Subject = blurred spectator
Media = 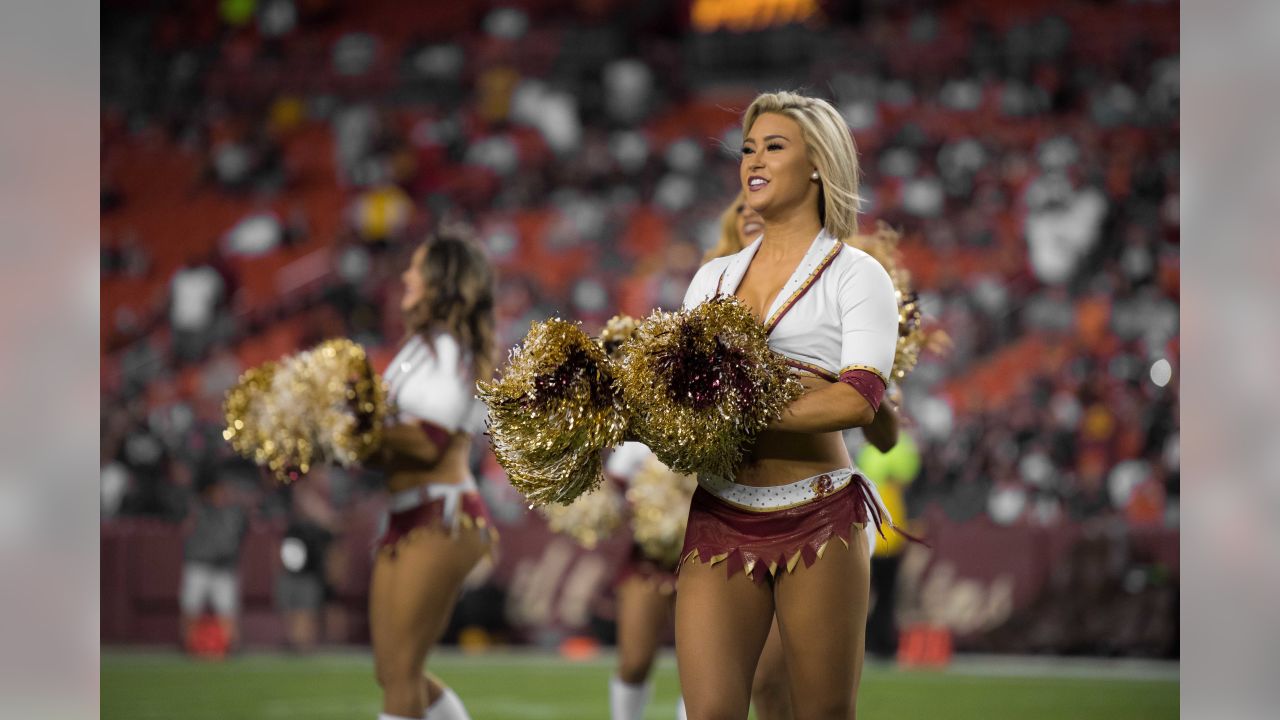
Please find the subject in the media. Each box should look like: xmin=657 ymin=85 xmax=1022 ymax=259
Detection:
xmin=332 ymin=104 xmax=380 ymax=186
xmin=208 ymin=120 xmax=285 ymax=194
xmin=511 ymin=80 xmax=582 ymax=156
xmin=276 ymin=479 xmax=337 ymax=652
xmin=101 ymin=230 xmax=150 ymax=279
xmin=180 ymin=469 xmax=250 ymax=652
xmin=258 ymin=0 xmax=297 ymax=38
xmin=101 ymin=461 xmax=129 ymax=518
xmin=116 ymin=401 xmax=179 ymax=518
xmin=169 ymin=259 xmax=227 ymax=363
xmin=349 ymin=184 xmax=413 ymax=244
xmin=222 ymin=210 xmax=283 ymax=257
xmin=332 ymin=32 xmax=378 ymax=77
xmin=603 ymin=58 xmax=654 ymax=125
xmin=1024 ymin=172 xmax=1107 ymax=285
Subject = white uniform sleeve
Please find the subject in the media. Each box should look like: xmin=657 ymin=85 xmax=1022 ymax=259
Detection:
xmin=394 ymin=334 xmax=480 ymax=433
xmin=682 ymin=259 xmax=725 ymax=311
xmin=837 ymin=254 xmax=899 ymax=385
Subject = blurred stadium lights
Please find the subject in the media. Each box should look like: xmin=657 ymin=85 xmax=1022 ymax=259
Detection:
xmin=691 ymin=0 xmax=823 ymax=33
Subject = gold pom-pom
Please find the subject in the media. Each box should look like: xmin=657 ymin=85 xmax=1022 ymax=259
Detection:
xmin=626 ymin=455 xmax=697 ymax=567
xmin=223 ymin=362 xmax=278 ymax=467
xmin=845 ymin=222 xmax=933 ymax=383
xmin=479 ymin=319 xmax=628 ymax=506
xmin=223 ymin=339 xmax=387 ymax=483
xmin=540 ymin=482 xmax=626 ymax=549
xmin=618 ymin=296 xmax=803 ymax=478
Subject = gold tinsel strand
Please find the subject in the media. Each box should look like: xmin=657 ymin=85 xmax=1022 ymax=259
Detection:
xmin=540 ymin=481 xmax=626 ymax=549
xmin=618 ymin=296 xmax=803 ymax=478
xmin=845 ymin=221 xmax=930 ymax=383
xmin=626 ymin=454 xmax=698 ymax=567
xmin=478 ymin=319 xmax=628 ymax=507
xmin=223 ymin=338 xmax=387 ymax=483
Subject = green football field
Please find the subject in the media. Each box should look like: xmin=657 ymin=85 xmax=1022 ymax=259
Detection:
xmin=102 ymin=649 xmax=1177 ymax=719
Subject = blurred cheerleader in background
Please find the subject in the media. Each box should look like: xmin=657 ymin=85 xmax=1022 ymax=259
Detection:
xmin=364 ymin=229 xmax=497 ymax=720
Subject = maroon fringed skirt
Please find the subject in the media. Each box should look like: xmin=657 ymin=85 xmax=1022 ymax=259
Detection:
xmin=677 ymin=473 xmax=885 ymax=584
xmin=376 ymin=487 xmax=495 ymax=558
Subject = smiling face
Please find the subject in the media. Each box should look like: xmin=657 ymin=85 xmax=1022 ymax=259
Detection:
xmin=735 ymin=198 xmax=764 ymax=242
xmin=400 ymin=244 xmax=427 ymax=313
xmin=740 ymin=112 xmax=820 ymax=222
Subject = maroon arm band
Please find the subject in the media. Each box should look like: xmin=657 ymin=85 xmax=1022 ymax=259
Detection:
xmin=838 ymin=369 xmax=886 ymax=414
xmin=416 ymin=421 xmax=452 ymax=453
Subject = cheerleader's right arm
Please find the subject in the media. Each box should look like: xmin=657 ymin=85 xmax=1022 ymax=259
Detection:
xmin=368 ymin=421 xmax=450 ymax=469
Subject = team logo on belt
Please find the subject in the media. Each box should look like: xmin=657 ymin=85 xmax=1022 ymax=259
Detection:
xmin=811 ymin=474 xmax=834 ymax=497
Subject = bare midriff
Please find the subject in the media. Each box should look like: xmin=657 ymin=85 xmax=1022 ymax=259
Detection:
xmin=385 ymin=433 xmax=474 ymax=494
xmin=732 ymin=374 xmax=851 ymax=487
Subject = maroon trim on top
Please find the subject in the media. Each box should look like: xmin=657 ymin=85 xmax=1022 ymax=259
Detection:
xmin=763 ymin=240 xmax=843 ymax=335
xmin=838 ymin=369 xmax=886 ymax=414
xmin=784 ymin=358 xmax=839 ymax=382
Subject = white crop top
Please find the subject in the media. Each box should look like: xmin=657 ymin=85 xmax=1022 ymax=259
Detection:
xmin=682 ymin=228 xmax=898 ymax=385
xmin=382 ymin=332 xmax=487 ymax=434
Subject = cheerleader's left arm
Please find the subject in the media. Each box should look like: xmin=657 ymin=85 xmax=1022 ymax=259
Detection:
xmin=861 ymin=402 xmax=900 ymax=453
xmin=771 ymin=255 xmax=898 ymax=434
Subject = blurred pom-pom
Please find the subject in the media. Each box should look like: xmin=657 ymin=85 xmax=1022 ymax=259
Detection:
xmin=223 ymin=362 xmax=277 ymax=468
xmin=894 ymin=290 xmax=928 ymax=382
xmin=540 ymin=482 xmax=626 ymax=549
xmin=598 ymin=314 xmax=639 ymax=359
xmin=619 ymin=296 xmax=803 ymax=478
xmin=626 ymin=455 xmax=697 ymax=567
xmin=223 ymin=338 xmax=387 ymax=483
xmin=479 ymin=319 xmax=628 ymax=506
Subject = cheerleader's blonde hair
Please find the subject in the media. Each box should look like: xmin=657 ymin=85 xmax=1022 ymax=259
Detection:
xmin=742 ymin=91 xmax=861 ymax=238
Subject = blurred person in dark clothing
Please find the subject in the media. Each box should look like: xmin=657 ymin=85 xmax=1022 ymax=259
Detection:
xmin=116 ymin=400 xmax=182 ymax=519
xmin=276 ymin=478 xmax=338 ymax=652
xmin=180 ymin=468 xmax=250 ymax=652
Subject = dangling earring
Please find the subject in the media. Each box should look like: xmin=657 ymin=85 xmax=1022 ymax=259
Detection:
xmin=811 ymin=170 xmax=820 ymax=180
